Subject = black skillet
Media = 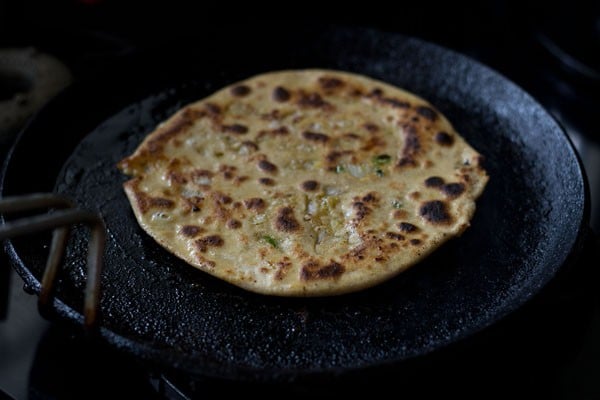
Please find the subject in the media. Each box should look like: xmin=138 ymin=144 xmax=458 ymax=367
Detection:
xmin=0 ymin=26 xmax=589 ymax=382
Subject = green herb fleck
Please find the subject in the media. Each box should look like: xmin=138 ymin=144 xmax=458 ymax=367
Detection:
xmin=375 ymin=169 xmax=384 ymax=177
xmin=372 ymin=154 xmax=392 ymax=166
xmin=261 ymin=235 xmax=279 ymax=249
xmin=335 ymin=165 xmax=345 ymax=173
xmin=392 ymin=200 xmax=403 ymax=209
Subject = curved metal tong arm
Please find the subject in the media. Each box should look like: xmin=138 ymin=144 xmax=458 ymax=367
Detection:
xmin=0 ymin=193 xmax=105 ymax=331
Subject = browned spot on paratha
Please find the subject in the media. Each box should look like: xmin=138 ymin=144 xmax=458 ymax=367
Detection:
xmin=258 ymin=177 xmax=276 ymax=186
xmin=297 ymin=91 xmax=332 ymax=110
xmin=244 ymin=197 xmax=266 ymax=212
xmin=435 ymin=131 xmax=454 ymax=146
xmin=222 ymin=124 xmax=248 ymax=134
xmin=226 ymin=219 xmax=242 ymax=229
xmin=424 ymin=176 xmax=445 ymax=188
xmin=195 ymin=235 xmax=224 ymax=252
xmin=318 ymin=76 xmax=345 ymax=89
xmin=441 ymin=183 xmax=465 ymax=198
xmin=301 ymin=261 xmax=345 ymax=281
xmin=397 ymin=123 xmax=421 ymax=167
xmin=398 ymin=222 xmax=418 ymax=233
xmin=300 ymin=180 xmax=319 ymax=191
xmin=231 ymin=85 xmax=251 ymax=97
xmin=272 ymin=86 xmax=291 ymax=102
xmin=257 ymin=126 xmax=289 ymax=139
xmin=257 ymin=160 xmax=278 ymax=174
xmin=363 ymin=122 xmax=380 ymax=132
xmin=415 ymin=106 xmax=438 ymax=121
xmin=302 ymin=131 xmax=329 ymax=143
xmin=275 ymin=207 xmax=301 ymax=233
xmin=180 ymin=225 xmax=204 ymax=238
xmin=385 ymin=232 xmax=405 ymax=241
xmin=419 ymin=200 xmax=452 ymax=224
xmin=126 ymin=179 xmax=176 ymax=214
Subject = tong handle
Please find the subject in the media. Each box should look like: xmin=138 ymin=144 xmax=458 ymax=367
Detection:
xmin=0 ymin=193 xmax=105 ymax=331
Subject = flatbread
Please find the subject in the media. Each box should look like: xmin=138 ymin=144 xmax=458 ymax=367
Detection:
xmin=117 ymin=69 xmax=488 ymax=296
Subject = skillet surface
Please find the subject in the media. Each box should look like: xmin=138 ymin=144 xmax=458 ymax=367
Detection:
xmin=1 ymin=27 xmax=587 ymax=380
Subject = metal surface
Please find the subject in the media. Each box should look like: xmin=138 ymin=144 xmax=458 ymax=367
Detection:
xmin=0 ymin=194 xmax=105 ymax=330
xmin=0 ymin=26 xmax=589 ymax=381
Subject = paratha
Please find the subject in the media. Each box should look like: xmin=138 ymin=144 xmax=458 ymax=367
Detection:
xmin=117 ymin=69 xmax=488 ymax=296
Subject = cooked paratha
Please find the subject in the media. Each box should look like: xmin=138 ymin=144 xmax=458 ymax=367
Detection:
xmin=117 ymin=69 xmax=488 ymax=296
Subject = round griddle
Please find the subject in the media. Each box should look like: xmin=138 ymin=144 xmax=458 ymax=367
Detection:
xmin=0 ymin=26 xmax=589 ymax=381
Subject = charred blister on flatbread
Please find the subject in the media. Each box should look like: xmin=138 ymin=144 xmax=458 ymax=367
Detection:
xmin=326 ymin=150 xmax=351 ymax=164
xmin=435 ymin=131 xmax=454 ymax=146
xmin=217 ymin=165 xmax=237 ymax=180
xmin=241 ymin=140 xmax=259 ymax=150
xmin=300 ymin=180 xmax=319 ymax=191
xmin=204 ymin=102 xmax=221 ymax=116
xmin=231 ymin=85 xmax=251 ymax=97
xmin=419 ymin=200 xmax=452 ymax=224
xmin=233 ymin=175 xmax=249 ymax=185
xmin=272 ymin=86 xmax=291 ymax=102
xmin=415 ymin=105 xmax=438 ymax=121
xmin=244 ymin=197 xmax=266 ymax=212
xmin=318 ymin=76 xmax=345 ymax=89
xmin=301 ymin=261 xmax=345 ymax=281
xmin=385 ymin=232 xmax=405 ymax=241
xmin=441 ymin=183 xmax=465 ymax=198
xmin=424 ymin=176 xmax=445 ymax=188
xmin=381 ymin=97 xmax=410 ymax=108
xmin=132 ymin=187 xmax=175 ymax=213
xmin=361 ymin=136 xmax=387 ymax=152
xmin=297 ymin=91 xmax=332 ymax=110
xmin=363 ymin=122 xmax=380 ymax=133
xmin=195 ymin=235 xmax=224 ymax=252
xmin=182 ymin=196 xmax=203 ymax=213
xmin=397 ymin=124 xmax=421 ymax=167
xmin=180 ymin=225 xmax=204 ymax=238
xmin=398 ymin=222 xmax=418 ymax=233
xmin=212 ymin=191 xmax=233 ymax=205
xmin=275 ymin=207 xmax=301 ymax=233
xmin=226 ymin=219 xmax=242 ymax=229
xmin=259 ymin=177 xmax=276 ymax=186
xmin=275 ymin=258 xmax=292 ymax=280
xmin=343 ymin=132 xmax=361 ymax=140
xmin=222 ymin=123 xmax=248 ymax=134
xmin=361 ymin=192 xmax=379 ymax=203
xmin=352 ymin=201 xmax=371 ymax=222
xmin=302 ymin=131 xmax=330 ymax=143
xmin=166 ymin=170 xmax=188 ymax=185
xmin=257 ymin=126 xmax=289 ymax=139
xmin=257 ymin=160 xmax=278 ymax=174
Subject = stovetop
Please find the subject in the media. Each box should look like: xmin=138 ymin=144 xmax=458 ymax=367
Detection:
xmin=1 ymin=3 xmax=599 ymax=399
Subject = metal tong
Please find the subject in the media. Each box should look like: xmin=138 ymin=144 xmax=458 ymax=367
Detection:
xmin=0 ymin=193 xmax=105 ymax=331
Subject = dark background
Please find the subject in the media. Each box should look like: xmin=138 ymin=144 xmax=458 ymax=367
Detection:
xmin=0 ymin=1 xmax=598 ymax=399
xmin=0 ymin=0 xmax=598 ymax=151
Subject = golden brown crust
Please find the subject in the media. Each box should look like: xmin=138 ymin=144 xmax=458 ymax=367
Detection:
xmin=118 ymin=69 xmax=488 ymax=296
